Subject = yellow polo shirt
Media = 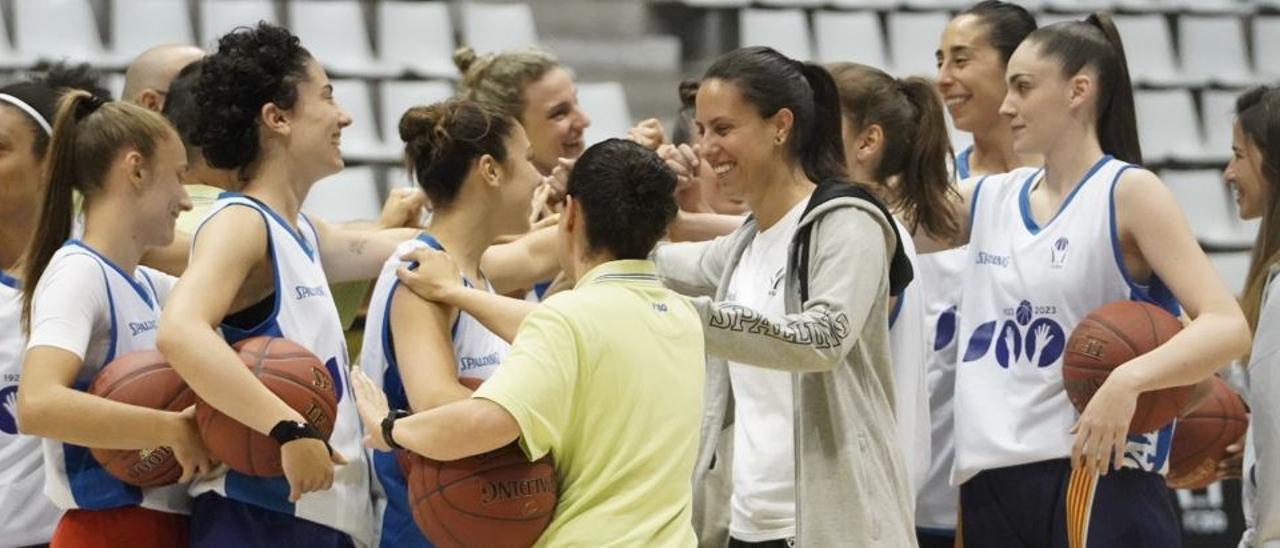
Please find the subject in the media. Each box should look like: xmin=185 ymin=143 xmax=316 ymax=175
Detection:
xmin=474 ymin=260 xmax=704 ymax=548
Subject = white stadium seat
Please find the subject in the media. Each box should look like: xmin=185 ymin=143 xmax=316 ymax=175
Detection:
xmin=288 ymin=0 xmax=398 ymax=78
xmin=331 ymin=79 xmax=391 ymax=163
xmin=576 ymin=81 xmax=632 ymax=147
xmin=200 ymin=0 xmax=277 ymax=46
xmin=814 ymin=11 xmax=887 ymax=70
xmin=462 ymin=3 xmax=537 ymax=53
xmin=887 ymin=12 xmax=949 ymax=78
xmin=740 ymin=9 xmax=812 ymax=62
xmin=1111 ymin=14 xmax=1182 ymax=86
xmin=1179 ymin=15 xmax=1253 ymax=88
xmin=1199 ymin=90 xmax=1239 ymax=164
xmin=1255 ymin=17 xmax=1280 ymax=82
xmin=1135 ymin=89 xmax=1200 ymax=164
xmin=13 ymin=0 xmax=108 ymax=66
xmin=1163 ymin=169 xmax=1255 ymax=250
xmin=378 ymin=1 xmax=458 ymax=79
xmin=379 ymin=80 xmax=457 ymax=160
xmin=304 ymin=166 xmax=382 ymax=224
xmin=107 ymin=0 xmax=196 ymax=68
xmin=1209 ymin=251 xmax=1252 ymax=296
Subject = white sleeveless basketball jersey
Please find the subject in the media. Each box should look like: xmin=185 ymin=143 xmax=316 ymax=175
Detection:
xmin=37 ymin=242 xmax=190 ymax=514
xmin=189 ymin=194 xmax=373 ymax=546
xmin=913 ymin=246 xmax=966 ymax=531
xmin=952 ymin=156 xmax=1179 ymax=485
xmin=0 ymin=270 xmax=62 ymax=544
xmin=888 ymin=217 xmax=931 ymax=503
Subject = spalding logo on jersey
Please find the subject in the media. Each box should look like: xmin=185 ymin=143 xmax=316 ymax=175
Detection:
xmin=0 ymin=384 xmax=18 ymax=435
xmin=962 ymin=299 xmax=1066 ymax=369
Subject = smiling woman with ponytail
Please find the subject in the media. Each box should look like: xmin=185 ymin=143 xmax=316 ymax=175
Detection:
xmin=654 ymin=46 xmax=916 ymax=546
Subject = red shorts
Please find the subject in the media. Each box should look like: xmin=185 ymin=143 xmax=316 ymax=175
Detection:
xmin=51 ymin=506 xmax=188 ymax=548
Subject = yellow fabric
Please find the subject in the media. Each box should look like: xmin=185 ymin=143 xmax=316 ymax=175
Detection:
xmin=474 ymin=260 xmax=704 ymax=548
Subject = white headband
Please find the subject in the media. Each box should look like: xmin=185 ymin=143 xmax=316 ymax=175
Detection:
xmin=0 ymin=93 xmax=51 ymax=136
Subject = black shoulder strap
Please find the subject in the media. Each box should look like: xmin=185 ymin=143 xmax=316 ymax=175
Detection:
xmin=792 ymin=180 xmax=914 ymax=303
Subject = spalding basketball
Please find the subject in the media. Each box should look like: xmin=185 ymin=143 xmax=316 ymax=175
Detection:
xmin=88 ymin=350 xmax=196 ymax=486
xmin=1062 ymin=301 xmax=1194 ymax=433
xmin=1166 ymin=376 xmax=1248 ymax=489
xmin=194 ymin=337 xmax=338 ymax=476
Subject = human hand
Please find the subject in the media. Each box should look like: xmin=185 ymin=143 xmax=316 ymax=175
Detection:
xmin=378 ymin=187 xmax=428 ymax=229
xmin=280 ymin=437 xmax=346 ymax=503
xmin=168 ymin=406 xmax=215 ymax=483
xmin=658 ymin=143 xmax=701 ymax=192
xmin=351 ymin=368 xmax=393 ymax=453
xmin=625 ymin=118 xmax=667 ymax=151
xmin=395 ymin=247 xmax=464 ymax=303
xmin=1071 ymin=370 xmax=1139 ymax=476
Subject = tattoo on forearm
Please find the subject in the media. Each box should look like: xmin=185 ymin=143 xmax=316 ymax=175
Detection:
xmin=707 ymin=303 xmax=851 ymax=349
xmin=348 ymin=238 xmax=368 ymax=256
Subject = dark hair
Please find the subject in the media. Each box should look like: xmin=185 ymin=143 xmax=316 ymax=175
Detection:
xmin=671 ymin=79 xmax=700 ymax=146
xmin=192 ymin=22 xmax=311 ymax=179
xmin=1237 ymin=86 xmax=1280 ymax=332
xmin=161 ymin=59 xmax=204 ymax=158
xmin=22 ymin=92 xmax=173 ymax=331
xmin=703 ymin=46 xmax=848 ymax=183
xmin=1027 ymin=14 xmax=1142 ymax=164
xmin=399 ymin=99 xmax=517 ymax=210
xmin=829 ymin=63 xmax=960 ymax=240
xmin=0 ymin=62 xmax=111 ymax=160
xmin=567 ymin=139 xmax=677 ymax=260
xmin=958 ymin=1 xmax=1038 ymax=65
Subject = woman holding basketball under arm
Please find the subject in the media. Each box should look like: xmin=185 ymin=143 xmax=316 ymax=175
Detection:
xmin=923 ymin=14 xmax=1249 ymax=546
xmin=17 ymin=91 xmax=212 ymax=547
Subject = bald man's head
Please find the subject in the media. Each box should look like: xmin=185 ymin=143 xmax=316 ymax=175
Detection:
xmin=123 ymin=44 xmax=205 ymax=111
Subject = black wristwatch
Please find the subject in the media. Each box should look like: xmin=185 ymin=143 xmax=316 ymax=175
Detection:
xmin=381 ymin=409 xmax=410 ymax=451
xmin=269 ymin=420 xmax=324 ymax=446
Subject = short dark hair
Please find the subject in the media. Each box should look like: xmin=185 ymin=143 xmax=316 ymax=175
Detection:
xmin=0 ymin=61 xmax=111 ymax=159
xmin=192 ymin=22 xmax=311 ymax=178
xmin=161 ymin=59 xmax=204 ymax=156
xmin=566 ymin=139 xmax=677 ymax=260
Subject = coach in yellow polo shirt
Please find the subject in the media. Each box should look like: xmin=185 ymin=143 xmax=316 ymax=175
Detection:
xmin=351 ymin=139 xmax=704 ymax=547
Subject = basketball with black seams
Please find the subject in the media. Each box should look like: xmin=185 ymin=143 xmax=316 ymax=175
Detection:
xmin=89 ymin=350 xmax=197 ymax=486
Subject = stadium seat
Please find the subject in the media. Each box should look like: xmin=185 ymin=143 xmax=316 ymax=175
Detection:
xmin=200 ymin=0 xmax=277 ymax=46
xmin=814 ymin=11 xmax=887 ymax=70
xmin=1178 ymin=0 xmax=1251 ymax=13
xmin=105 ymin=73 xmax=126 ymax=101
xmin=758 ymin=0 xmax=828 ymax=7
xmin=1111 ymin=14 xmax=1181 ymax=86
xmin=682 ymin=0 xmax=752 ymax=7
xmin=13 ymin=0 xmax=109 ymax=66
xmin=288 ymin=0 xmax=398 ymax=78
xmin=576 ymin=81 xmax=632 ymax=147
xmin=379 ymin=80 xmax=457 ymax=159
xmin=1255 ymin=17 xmax=1280 ymax=82
xmin=1135 ymin=89 xmax=1201 ymax=164
xmin=0 ymin=6 xmax=32 ymax=69
xmin=304 ymin=166 xmax=382 ymax=224
xmin=1199 ymin=89 xmax=1239 ymax=164
xmin=902 ymin=0 xmax=972 ymax=8
xmin=1164 ymin=169 xmax=1254 ymax=250
xmin=829 ymin=0 xmax=901 ymax=8
xmin=462 ymin=3 xmax=537 ymax=53
xmin=106 ymin=0 xmax=196 ymax=68
xmin=1045 ymin=0 xmax=1121 ymax=10
xmin=887 ymin=11 xmax=950 ymax=78
xmin=1209 ymin=251 xmax=1251 ymax=296
xmin=378 ymin=1 xmax=458 ymax=79
xmin=331 ymin=79 xmax=391 ymax=163
xmin=740 ymin=9 xmax=812 ymax=62
xmin=1179 ymin=15 xmax=1253 ymax=88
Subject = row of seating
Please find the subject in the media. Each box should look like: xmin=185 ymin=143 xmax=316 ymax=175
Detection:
xmin=743 ymin=8 xmax=1280 ymax=86
xmin=1 ymin=0 xmax=537 ymax=78
xmin=686 ymin=0 xmax=1280 ymax=11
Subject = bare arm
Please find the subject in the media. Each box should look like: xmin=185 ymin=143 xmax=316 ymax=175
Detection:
xmin=311 ymin=216 xmax=418 ymax=283
xmin=389 ymin=286 xmax=474 ymax=410
xmin=479 ymin=225 xmax=561 ymax=295
xmin=395 ymin=246 xmax=537 ymax=343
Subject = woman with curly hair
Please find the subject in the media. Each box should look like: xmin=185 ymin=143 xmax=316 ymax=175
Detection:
xmin=156 ymin=23 xmax=401 ymax=547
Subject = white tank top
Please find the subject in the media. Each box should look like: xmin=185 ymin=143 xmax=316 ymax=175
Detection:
xmin=953 ymin=157 xmax=1179 ymax=485
xmin=38 ymin=243 xmax=190 ymax=514
xmin=888 ymin=217 xmax=931 ymax=503
xmin=360 ymin=233 xmax=510 ymax=410
xmin=0 ymin=270 xmax=62 ymax=543
xmin=189 ymin=194 xmax=373 ymax=545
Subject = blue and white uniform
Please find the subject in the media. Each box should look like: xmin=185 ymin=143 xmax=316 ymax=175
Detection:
xmin=955 ymin=145 xmax=973 ymax=181
xmin=188 ymin=193 xmax=373 ymax=546
xmin=26 ymin=242 xmax=188 ymax=514
xmin=360 ymin=233 xmax=509 ymax=548
xmin=0 ymin=270 xmax=63 ymax=544
xmin=887 ymin=217 xmax=931 ymax=503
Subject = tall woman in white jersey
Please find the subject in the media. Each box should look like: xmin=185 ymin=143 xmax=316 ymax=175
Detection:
xmin=828 ymin=62 xmax=961 ymax=505
xmin=360 ymin=99 xmax=547 ymax=547
xmin=920 ymin=13 xmax=1251 ymax=546
xmin=1223 ymin=86 xmax=1280 ymax=547
xmin=18 ymin=91 xmax=210 ymax=546
xmin=156 ymin=24 xmax=409 ymax=547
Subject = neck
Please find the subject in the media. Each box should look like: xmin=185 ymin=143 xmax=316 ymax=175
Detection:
xmin=571 ymin=251 xmax=616 ymax=285
xmin=424 ymin=207 xmax=498 ymax=280
xmin=748 ymin=162 xmax=815 ymax=231
xmin=969 ymin=121 xmax=1033 ymax=176
xmin=80 ymin=199 xmax=149 ymax=274
xmin=239 ymin=158 xmax=307 ymax=228
xmin=1042 ymin=131 xmax=1106 ymax=194
xmin=0 ymin=209 xmax=36 ymax=272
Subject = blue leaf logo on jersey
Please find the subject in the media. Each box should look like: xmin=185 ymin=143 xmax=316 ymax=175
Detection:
xmin=962 ymin=321 xmax=997 ymax=362
xmin=0 ymin=385 xmax=19 ymax=435
xmin=324 ymin=357 xmax=344 ymax=403
xmin=963 ymin=301 xmax=1066 ymax=369
xmin=934 ymin=306 xmax=958 ymax=351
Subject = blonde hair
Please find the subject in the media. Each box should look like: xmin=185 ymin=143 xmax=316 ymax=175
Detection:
xmin=453 ymin=46 xmax=560 ymax=122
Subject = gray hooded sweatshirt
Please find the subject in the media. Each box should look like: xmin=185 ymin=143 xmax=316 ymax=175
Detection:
xmin=654 ymin=196 xmax=917 ymax=547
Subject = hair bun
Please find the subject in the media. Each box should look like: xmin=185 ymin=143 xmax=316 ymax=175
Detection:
xmin=453 ymin=47 xmax=479 ymax=75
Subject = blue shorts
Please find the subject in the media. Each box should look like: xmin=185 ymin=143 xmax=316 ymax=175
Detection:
xmin=373 ymin=450 xmax=433 ymax=548
xmin=959 ymin=458 xmax=1180 ymax=548
xmin=190 ymin=493 xmax=354 ymax=548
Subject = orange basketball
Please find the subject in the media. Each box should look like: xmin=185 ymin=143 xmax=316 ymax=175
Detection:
xmin=1166 ymin=376 xmax=1248 ymax=489
xmin=194 ymin=337 xmax=338 ymax=476
xmin=88 ymin=350 xmax=196 ymax=486
xmin=1062 ymin=301 xmax=1194 ymax=434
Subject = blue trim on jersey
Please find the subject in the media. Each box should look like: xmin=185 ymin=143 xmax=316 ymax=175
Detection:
xmin=1018 ymin=156 xmax=1111 ymax=235
xmin=223 ymin=470 xmax=295 ymax=515
xmin=100 ymin=267 xmax=120 ymax=366
xmin=216 ymin=206 xmax=286 ymax=345
xmin=968 ymin=175 xmax=989 ymax=237
xmin=63 ymin=441 xmax=143 ymax=510
xmin=889 ymin=291 xmax=905 ymax=328
xmin=67 ymin=240 xmax=154 ymax=308
xmin=373 ymin=451 xmax=433 ymax=548
xmin=956 ymin=145 xmax=972 ymax=180
xmin=1107 ymin=165 xmax=1181 ymax=317
xmin=217 ymin=192 xmax=315 ymax=261
xmin=0 ymin=269 xmax=18 ymax=289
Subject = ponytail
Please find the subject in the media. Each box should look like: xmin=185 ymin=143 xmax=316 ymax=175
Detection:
xmin=1028 ymin=12 xmax=1142 ymax=164
xmin=796 ymin=62 xmax=849 ymax=183
xmin=21 ymin=91 xmax=173 ymax=332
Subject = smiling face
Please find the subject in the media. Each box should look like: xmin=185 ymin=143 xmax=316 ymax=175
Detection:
xmin=284 ymin=58 xmax=352 ymax=182
xmin=0 ymin=105 xmax=47 ymax=223
xmin=134 ymin=130 xmax=193 ymax=248
xmin=999 ymin=41 xmax=1081 ymax=157
xmin=519 ymin=67 xmax=590 ymax=174
xmin=1226 ymin=119 xmax=1269 ymax=220
xmin=694 ymin=78 xmax=788 ymax=204
xmin=494 ymin=124 xmax=542 ymax=234
xmin=937 ymin=14 xmax=1011 ymax=134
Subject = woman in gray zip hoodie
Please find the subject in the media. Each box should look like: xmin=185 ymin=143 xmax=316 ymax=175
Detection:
xmin=654 ymin=47 xmax=917 ymax=547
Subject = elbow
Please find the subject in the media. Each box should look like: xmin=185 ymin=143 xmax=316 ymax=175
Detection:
xmin=1229 ymin=314 xmax=1253 ymax=362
